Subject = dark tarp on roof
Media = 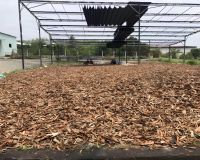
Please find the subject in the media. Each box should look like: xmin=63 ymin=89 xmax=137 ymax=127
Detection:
xmin=83 ymin=2 xmax=151 ymax=48
xmin=126 ymin=2 xmax=151 ymax=26
xmin=106 ymin=27 xmax=134 ymax=48
xmin=114 ymin=27 xmax=135 ymax=41
xmin=83 ymin=2 xmax=150 ymax=27
xmin=106 ymin=41 xmax=126 ymax=48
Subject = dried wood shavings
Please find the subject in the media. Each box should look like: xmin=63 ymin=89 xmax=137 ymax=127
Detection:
xmin=0 ymin=64 xmax=199 ymax=150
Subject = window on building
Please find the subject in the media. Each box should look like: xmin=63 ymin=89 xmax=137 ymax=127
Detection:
xmin=9 ymin=44 xmax=12 ymax=48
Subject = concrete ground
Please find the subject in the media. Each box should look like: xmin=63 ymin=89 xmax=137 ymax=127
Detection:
xmin=0 ymin=58 xmax=149 ymax=73
xmin=0 ymin=58 xmax=51 ymax=73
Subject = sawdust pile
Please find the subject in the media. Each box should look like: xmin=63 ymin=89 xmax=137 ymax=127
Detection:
xmin=0 ymin=64 xmax=199 ymax=150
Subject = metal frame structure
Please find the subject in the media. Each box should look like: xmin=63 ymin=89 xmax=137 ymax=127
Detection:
xmin=18 ymin=0 xmax=200 ymax=68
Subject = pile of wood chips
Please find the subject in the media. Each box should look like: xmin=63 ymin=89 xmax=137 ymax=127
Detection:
xmin=0 ymin=64 xmax=199 ymax=150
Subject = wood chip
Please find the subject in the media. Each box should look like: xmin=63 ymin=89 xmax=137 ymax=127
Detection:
xmin=0 ymin=64 xmax=199 ymax=150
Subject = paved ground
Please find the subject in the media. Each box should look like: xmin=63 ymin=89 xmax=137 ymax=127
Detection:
xmin=0 ymin=58 xmax=51 ymax=73
xmin=0 ymin=58 xmax=148 ymax=73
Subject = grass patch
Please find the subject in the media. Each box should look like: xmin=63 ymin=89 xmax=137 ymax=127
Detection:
xmin=186 ymin=60 xmax=199 ymax=65
xmin=4 ymin=65 xmax=46 ymax=76
xmin=4 ymin=69 xmax=22 ymax=76
xmin=151 ymin=58 xmax=200 ymax=65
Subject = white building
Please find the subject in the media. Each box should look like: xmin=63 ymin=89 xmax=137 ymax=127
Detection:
xmin=154 ymin=46 xmax=197 ymax=55
xmin=0 ymin=32 xmax=17 ymax=57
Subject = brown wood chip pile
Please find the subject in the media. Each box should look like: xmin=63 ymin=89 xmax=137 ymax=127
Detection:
xmin=0 ymin=64 xmax=199 ymax=150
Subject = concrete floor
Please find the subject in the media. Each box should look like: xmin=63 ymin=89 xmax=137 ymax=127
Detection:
xmin=0 ymin=58 xmax=51 ymax=73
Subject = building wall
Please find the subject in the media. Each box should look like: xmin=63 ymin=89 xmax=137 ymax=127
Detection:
xmin=159 ymin=48 xmax=194 ymax=54
xmin=0 ymin=34 xmax=17 ymax=57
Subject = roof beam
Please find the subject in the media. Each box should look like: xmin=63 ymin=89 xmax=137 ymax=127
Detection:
xmin=33 ymin=11 xmax=82 ymax=15
xmin=39 ymin=18 xmax=85 ymax=22
xmin=170 ymin=39 xmax=185 ymax=46
xmin=47 ymin=30 xmax=192 ymax=34
xmin=54 ymin=41 xmax=181 ymax=45
xmin=51 ymin=34 xmax=186 ymax=37
xmin=52 ymin=39 xmax=182 ymax=42
xmin=21 ymin=1 xmax=200 ymax=7
xmin=141 ymin=20 xmax=200 ymax=24
xmin=39 ymin=19 xmax=200 ymax=24
xmin=32 ymin=11 xmax=200 ymax=17
xmin=41 ymin=24 xmax=200 ymax=29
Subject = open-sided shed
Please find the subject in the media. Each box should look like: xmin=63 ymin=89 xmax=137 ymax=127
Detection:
xmin=18 ymin=0 xmax=200 ymax=68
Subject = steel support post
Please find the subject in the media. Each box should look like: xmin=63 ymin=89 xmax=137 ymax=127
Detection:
xmin=183 ymin=36 xmax=186 ymax=63
xmin=64 ymin=47 xmax=67 ymax=57
xmin=149 ymin=40 xmax=151 ymax=59
xmin=56 ymin=46 xmax=59 ymax=62
xmin=118 ymin=49 xmax=121 ymax=64
xmin=18 ymin=0 xmax=25 ymax=69
xmin=138 ymin=5 xmax=141 ymax=65
xmin=125 ymin=41 xmax=128 ymax=64
xmin=38 ymin=22 xmax=42 ymax=66
xmin=58 ymin=46 xmax=60 ymax=62
xmin=169 ymin=45 xmax=171 ymax=61
xmin=49 ymin=35 xmax=53 ymax=64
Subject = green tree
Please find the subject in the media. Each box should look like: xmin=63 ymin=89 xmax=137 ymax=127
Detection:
xmin=126 ymin=36 xmax=138 ymax=56
xmin=68 ymin=35 xmax=76 ymax=48
xmin=140 ymin=44 xmax=150 ymax=57
xmin=29 ymin=39 xmax=40 ymax=56
xmin=28 ymin=39 xmax=51 ymax=56
xmin=191 ymin=49 xmax=200 ymax=59
xmin=151 ymin=49 xmax=161 ymax=58
xmin=171 ymin=48 xmax=180 ymax=59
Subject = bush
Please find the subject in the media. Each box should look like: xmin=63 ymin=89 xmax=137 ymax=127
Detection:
xmin=191 ymin=49 xmax=200 ymax=59
xmin=158 ymin=58 xmax=170 ymax=63
xmin=179 ymin=52 xmax=194 ymax=59
xmin=161 ymin=54 xmax=168 ymax=58
xmin=140 ymin=56 xmax=148 ymax=59
xmin=187 ymin=60 xmax=198 ymax=65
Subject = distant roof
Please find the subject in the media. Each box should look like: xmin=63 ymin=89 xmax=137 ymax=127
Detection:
xmin=0 ymin=32 xmax=16 ymax=38
xmin=153 ymin=46 xmax=197 ymax=49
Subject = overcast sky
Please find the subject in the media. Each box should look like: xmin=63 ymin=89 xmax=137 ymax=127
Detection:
xmin=1 ymin=0 xmax=200 ymax=47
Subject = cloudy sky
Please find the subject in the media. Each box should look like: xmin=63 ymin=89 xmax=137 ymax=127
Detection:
xmin=1 ymin=0 xmax=200 ymax=47
xmin=0 ymin=0 xmax=49 ymax=40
